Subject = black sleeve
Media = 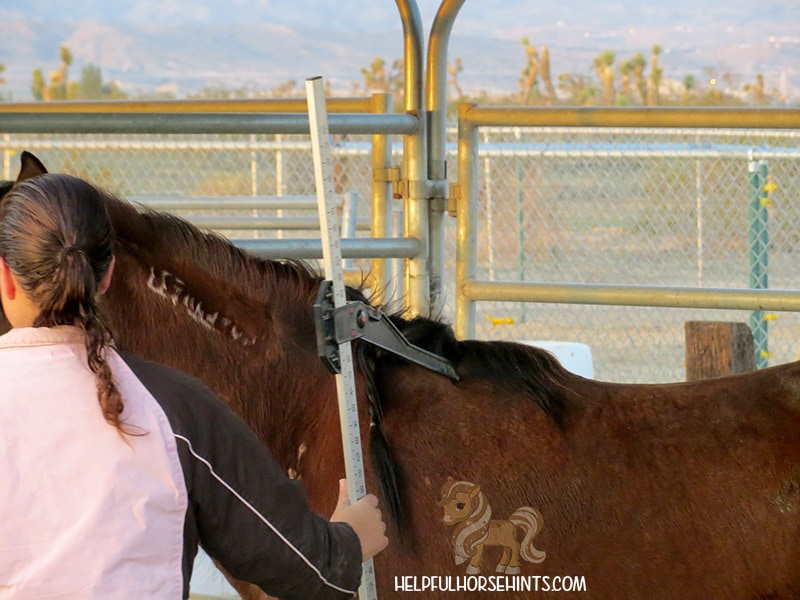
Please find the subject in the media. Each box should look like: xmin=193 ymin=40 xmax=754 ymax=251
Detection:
xmin=119 ymin=351 xmax=362 ymax=600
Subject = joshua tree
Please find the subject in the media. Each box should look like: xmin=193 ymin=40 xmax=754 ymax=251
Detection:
xmin=594 ymin=50 xmax=615 ymax=105
xmin=0 ymin=63 xmax=8 ymax=101
xmin=558 ymin=73 xmax=594 ymax=106
xmin=646 ymin=44 xmax=662 ymax=106
xmin=539 ymin=45 xmax=557 ymax=105
xmin=681 ymin=74 xmax=695 ymax=105
xmin=746 ymin=73 xmax=767 ymax=105
xmin=31 ymin=45 xmax=73 ymax=101
xmin=360 ymin=57 xmax=403 ymax=96
xmin=629 ymin=52 xmax=648 ymax=104
xmin=619 ymin=60 xmax=634 ymax=103
xmin=447 ymin=57 xmax=464 ymax=99
xmin=361 ymin=57 xmax=388 ymax=92
xmin=519 ymin=37 xmax=540 ymax=105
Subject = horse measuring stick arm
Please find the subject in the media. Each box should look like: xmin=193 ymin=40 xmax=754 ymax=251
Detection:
xmin=306 ymin=76 xmax=379 ymax=600
xmin=314 ymin=280 xmax=459 ymax=381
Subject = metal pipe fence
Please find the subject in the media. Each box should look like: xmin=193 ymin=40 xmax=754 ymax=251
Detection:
xmin=455 ymin=105 xmax=800 ymax=382
xmin=3 ymin=119 xmax=800 ymax=382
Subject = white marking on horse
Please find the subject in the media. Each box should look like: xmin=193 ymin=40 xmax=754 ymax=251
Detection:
xmin=146 ymin=266 xmax=257 ymax=346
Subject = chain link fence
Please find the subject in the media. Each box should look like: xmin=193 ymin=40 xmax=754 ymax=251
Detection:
xmin=445 ymin=127 xmax=800 ymax=383
xmin=3 ymin=128 xmax=800 ymax=383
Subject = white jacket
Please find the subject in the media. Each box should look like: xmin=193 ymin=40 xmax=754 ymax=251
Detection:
xmin=0 ymin=326 xmax=361 ymax=600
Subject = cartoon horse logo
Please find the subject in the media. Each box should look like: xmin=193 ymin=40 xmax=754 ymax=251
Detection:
xmin=438 ymin=478 xmax=546 ymax=575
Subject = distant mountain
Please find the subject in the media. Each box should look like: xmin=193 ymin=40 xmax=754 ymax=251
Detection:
xmin=2 ymin=0 xmax=799 ymax=101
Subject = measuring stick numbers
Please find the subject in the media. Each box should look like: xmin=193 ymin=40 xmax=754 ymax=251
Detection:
xmin=305 ymin=75 xmax=378 ymax=600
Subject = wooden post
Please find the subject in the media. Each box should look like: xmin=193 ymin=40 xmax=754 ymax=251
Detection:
xmin=685 ymin=321 xmax=756 ymax=381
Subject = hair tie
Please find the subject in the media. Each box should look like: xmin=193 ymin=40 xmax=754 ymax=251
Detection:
xmin=59 ymin=245 xmax=87 ymax=262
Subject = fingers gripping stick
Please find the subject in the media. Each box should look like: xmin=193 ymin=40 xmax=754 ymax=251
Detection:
xmin=306 ymin=76 xmax=378 ymax=600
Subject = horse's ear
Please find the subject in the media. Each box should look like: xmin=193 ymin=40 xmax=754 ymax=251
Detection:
xmin=468 ymin=483 xmax=481 ymax=498
xmin=16 ymin=151 xmax=48 ymax=182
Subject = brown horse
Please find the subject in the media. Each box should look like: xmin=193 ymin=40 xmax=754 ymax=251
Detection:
xmin=4 ymin=152 xmax=800 ymax=599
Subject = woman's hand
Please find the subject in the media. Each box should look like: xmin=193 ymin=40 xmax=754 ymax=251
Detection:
xmin=330 ymin=479 xmax=389 ymax=561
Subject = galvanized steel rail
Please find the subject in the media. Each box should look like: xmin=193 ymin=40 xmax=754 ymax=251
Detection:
xmin=455 ymin=104 xmax=800 ymax=340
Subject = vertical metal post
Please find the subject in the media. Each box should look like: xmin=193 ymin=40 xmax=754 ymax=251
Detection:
xmin=515 ymin=127 xmax=526 ymax=323
xmin=249 ymin=133 xmax=258 ymax=196
xmin=427 ymin=0 xmax=467 ymax=316
xmin=391 ymin=205 xmax=405 ymax=304
xmin=2 ymin=134 xmax=10 ymax=180
xmin=695 ymin=135 xmax=704 ymax=287
xmin=748 ymin=159 xmax=769 ymax=368
xmin=341 ymin=191 xmax=358 ymax=269
xmin=250 ymin=133 xmax=259 ymax=239
xmin=455 ymin=104 xmax=478 ymax=339
xmin=370 ymin=93 xmax=394 ymax=306
xmin=483 ymin=128 xmax=495 ymax=280
xmin=275 ymin=133 xmax=285 ymax=239
xmin=394 ymin=0 xmax=429 ymax=317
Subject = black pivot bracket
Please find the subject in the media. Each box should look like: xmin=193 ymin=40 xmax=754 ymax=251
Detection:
xmin=313 ymin=280 xmax=459 ymax=381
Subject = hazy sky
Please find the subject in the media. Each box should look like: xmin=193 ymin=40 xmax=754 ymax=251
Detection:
xmin=2 ymin=0 xmax=798 ymax=98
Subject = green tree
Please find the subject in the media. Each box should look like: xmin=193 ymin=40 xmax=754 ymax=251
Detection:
xmin=360 ymin=57 xmax=402 ymax=94
xmin=618 ymin=60 xmax=635 ymax=104
xmin=0 ymin=63 xmax=8 ymax=101
xmin=269 ymin=80 xmax=300 ymax=97
xmin=358 ymin=57 xmax=403 ymax=110
xmin=629 ymin=52 xmax=647 ymax=104
xmin=646 ymin=45 xmax=662 ymax=106
xmin=32 ymin=45 xmax=74 ymax=101
xmin=593 ymin=50 xmax=615 ymax=105
xmin=447 ymin=57 xmax=464 ymax=99
xmin=32 ymin=68 xmax=46 ymax=101
xmin=187 ymin=83 xmax=253 ymax=99
xmin=557 ymin=72 xmax=591 ymax=105
xmin=79 ymin=64 xmax=104 ymax=98
xmin=49 ymin=45 xmax=73 ymax=100
xmin=681 ymin=75 xmax=696 ymax=105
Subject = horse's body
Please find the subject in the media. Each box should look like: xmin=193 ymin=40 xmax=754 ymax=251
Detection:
xmin=4 ymin=153 xmax=800 ymax=599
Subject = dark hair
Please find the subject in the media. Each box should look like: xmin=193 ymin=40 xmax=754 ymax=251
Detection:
xmin=0 ymin=174 xmax=126 ymax=433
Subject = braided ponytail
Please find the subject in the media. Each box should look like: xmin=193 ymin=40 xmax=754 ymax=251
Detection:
xmin=0 ymin=174 xmax=130 ymax=435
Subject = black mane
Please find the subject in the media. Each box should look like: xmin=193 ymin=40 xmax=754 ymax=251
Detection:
xmin=357 ymin=313 xmax=573 ymax=538
xmin=0 ymin=180 xmax=13 ymax=199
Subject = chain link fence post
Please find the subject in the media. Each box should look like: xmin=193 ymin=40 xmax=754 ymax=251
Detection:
xmin=748 ymin=158 xmax=770 ymax=368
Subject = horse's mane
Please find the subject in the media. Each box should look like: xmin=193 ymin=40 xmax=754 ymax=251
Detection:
xmin=356 ymin=314 xmax=573 ymax=536
xmin=102 ymin=192 xmax=324 ymax=309
xmin=0 ymin=181 xmax=13 ymax=199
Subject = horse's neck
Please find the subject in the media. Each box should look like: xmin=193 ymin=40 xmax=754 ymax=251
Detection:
xmin=106 ymin=195 xmax=322 ymax=336
xmin=102 ymin=197 xmax=330 ymax=461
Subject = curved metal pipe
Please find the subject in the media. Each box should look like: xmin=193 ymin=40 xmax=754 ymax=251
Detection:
xmin=427 ymin=0 xmax=467 ymax=179
xmin=394 ymin=0 xmax=425 ymax=114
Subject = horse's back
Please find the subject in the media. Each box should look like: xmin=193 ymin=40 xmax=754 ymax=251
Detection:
xmin=377 ymin=359 xmax=800 ymax=599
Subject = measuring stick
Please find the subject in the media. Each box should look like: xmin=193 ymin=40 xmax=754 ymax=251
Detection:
xmin=306 ymin=76 xmax=378 ymax=600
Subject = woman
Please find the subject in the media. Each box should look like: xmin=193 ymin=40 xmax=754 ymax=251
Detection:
xmin=0 ymin=173 xmax=387 ymax=599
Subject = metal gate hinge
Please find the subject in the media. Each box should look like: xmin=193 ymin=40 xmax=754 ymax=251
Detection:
xmin=448 ymin=183 xmax=461 ymax=217
xmin=374 ymin=166 xmax=402 ymax=183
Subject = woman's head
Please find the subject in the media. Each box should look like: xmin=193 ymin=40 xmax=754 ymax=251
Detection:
xmin=0 ymin=173 xmax=128 ymax=434
xmin=0 ymin=173 xmax=114 ymax=326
